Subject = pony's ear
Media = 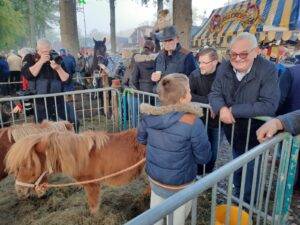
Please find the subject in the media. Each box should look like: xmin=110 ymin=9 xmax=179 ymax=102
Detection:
xmin=103 ymin=37 xmax=106 ymax=43
xmin=35 ymin=139 xmax=47 ymax=154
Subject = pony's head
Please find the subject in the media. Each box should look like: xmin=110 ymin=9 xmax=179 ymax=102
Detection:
xmin=93 ymin=37 xmax=108 ymax=71
xmin=5 ymin=131 xmax=107 ymax=199
xmin=0 ymin=121 xmax=74 ymax=183
xmin=93 ymin=37 xmax=107 ymax=58
xmin=5 ymin=135 xmax=47 ymax=198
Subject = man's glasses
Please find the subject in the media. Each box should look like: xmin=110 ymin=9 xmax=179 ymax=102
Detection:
xmin=228 ymin=48 xmax=256 ymax=60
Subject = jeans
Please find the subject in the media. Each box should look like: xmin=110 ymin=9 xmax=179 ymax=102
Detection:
xmin=128 ymin=95 xmax=140 ymax=128
xmin=198 ymin=127 xmax=223 ymax=175
xmin=150 ymin=190 xmax=192 ymax=225
xmin=232 ymin=148 xmax=261 ymax=204
xmin=35 ymin=97 xmax=80 ymax=131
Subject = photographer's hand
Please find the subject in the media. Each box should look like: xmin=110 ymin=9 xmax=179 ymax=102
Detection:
xmin=39 ymin=52 xmax=50 ymax=64
xmin=29 ymin=52 xmax=50 ymax=77
xmin=50 ymin=60 xmax=61 ymax=71
xmin=51 ymin=61 xmax=69 ymax=82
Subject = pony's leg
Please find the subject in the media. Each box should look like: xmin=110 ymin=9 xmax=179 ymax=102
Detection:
xmin=83 ymin=183 xmax=100 ymax=214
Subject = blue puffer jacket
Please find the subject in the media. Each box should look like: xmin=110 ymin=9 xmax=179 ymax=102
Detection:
xmin=137 ymin=103 xmax=211 ymax=186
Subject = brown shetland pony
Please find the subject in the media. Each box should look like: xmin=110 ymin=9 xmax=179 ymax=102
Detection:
xmin=5 ymin=129 xmax=146 ymax=214
xmin=0 ymin=121 xmax=74 ymax=181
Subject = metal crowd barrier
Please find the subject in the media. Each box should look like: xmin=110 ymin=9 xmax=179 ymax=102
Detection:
xmin=121 ymin=88 xmax=159 ymax=129
xmin=0 ymin=75 xmax=106 ymax=97
xmin=0 ymin=87 xmax=121 ymax=132
xmin=122 ymin=88 xmax=299 ymax=225
xmin=0 ymin=87 xmax=298 ymax=224
xmin=126 ymin=133 xmax=300 ymax=225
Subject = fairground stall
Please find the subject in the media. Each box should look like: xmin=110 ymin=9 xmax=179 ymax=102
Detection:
xmin=193 ymin=0 xmax=300 ymax=61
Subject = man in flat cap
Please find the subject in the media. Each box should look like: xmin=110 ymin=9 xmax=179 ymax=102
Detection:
xmin=151 ymin=26 xmax=197 ymax=92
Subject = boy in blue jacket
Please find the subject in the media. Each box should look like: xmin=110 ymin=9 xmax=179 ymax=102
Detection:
xmin=137 ymin=73 xmax=211 ymax=225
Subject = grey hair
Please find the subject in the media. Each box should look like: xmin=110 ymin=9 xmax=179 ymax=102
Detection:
xmin=230 ymin=32 xmax=258 ymax=49
xmin=36 ymin=38 xmax=52 ymax=49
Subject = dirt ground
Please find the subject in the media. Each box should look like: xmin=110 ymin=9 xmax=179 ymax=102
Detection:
xmin=0 ymin=174 xmax=150 ymax=225
xmin=0 ymin=140 xmax=232 ymax=225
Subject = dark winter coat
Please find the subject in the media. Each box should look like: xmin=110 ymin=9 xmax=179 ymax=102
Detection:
xmin=277 ymin=65 xmax=300 ymax=115
xmin=155 ymin=43 xmax=196 ymax=77
xmin=209 ymin=56 xmax=280 ymax=151
xmin=189 ymin=64 xmax=220 ymax=128
xmin=137 ymin=103 xmax=211 ymax=186
xmin=277 ymin=110 xmax=300 ymax=135
xmin=130 ymin=52 xmax=157 ymax=93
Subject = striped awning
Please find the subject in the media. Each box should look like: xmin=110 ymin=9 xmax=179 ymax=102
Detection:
xmin=193 ymin=0 xmax=300 ymax=47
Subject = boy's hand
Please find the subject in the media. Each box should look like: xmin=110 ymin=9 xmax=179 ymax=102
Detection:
xmin=151 ymin=71 xmax=162 ymax=82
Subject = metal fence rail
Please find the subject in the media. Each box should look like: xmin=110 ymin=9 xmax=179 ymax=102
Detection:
xmin=1 ymin=87 xmax=298 ymax=224
xmin=121 ymin=88 xmax=299 ymax=225
xmin=0 ymin=87 xmax=121 ymax=132
xmin=125 ymin=133 xmax=300 ymax=225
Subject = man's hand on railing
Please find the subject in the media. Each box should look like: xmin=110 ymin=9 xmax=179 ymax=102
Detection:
xmin=219 ymin=106 xmax=235 ymax=124
xmin=256 ymin=118 xmax=284 ymax=143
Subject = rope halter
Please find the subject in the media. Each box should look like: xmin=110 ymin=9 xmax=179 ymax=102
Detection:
xmin=15 ymin=171 xmax=49 ymax=194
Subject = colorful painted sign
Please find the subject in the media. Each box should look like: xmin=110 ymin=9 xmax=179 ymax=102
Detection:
xmin=209 ymin=3 xmax=263 ymax=33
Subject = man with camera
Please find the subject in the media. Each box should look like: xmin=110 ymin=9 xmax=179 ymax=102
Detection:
xmin=21 ymin=39 xmax=71 ymax=123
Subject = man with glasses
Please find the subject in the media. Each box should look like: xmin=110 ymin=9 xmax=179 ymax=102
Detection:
xmin=151 ymin=25 xmax=197 ymax=91
xmin=209 ymin=32 xmax=280 ymax=203
xmin=189 ymin=47 xmax=222 ymax=175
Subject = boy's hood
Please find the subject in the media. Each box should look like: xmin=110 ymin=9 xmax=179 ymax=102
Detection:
xmin=139 ymin=102 xmax=203 ymax=130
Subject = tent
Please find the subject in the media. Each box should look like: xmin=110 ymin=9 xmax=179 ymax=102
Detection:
xmin=193 ymin=0 xmax=300 ymax=48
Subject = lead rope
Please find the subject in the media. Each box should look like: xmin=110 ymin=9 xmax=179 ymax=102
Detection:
xmin=31 ymin=158 xmax=146 ymax=190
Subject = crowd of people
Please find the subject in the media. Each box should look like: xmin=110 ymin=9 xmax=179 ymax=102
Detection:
xmin=130 ymin=26 xmax=300 ymax=224
xmin=0 ymin=23 xmax=300 ymax=224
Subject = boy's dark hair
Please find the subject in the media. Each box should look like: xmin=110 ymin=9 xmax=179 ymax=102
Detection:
xmin=157 ymin=73 xmax=189 ymax=105
xmin=196 ymin=47 xmax=218 ymax=61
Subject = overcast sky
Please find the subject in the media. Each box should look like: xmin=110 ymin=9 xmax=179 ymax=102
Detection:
xmin=76 ymin=0 xmax=230 ymax=36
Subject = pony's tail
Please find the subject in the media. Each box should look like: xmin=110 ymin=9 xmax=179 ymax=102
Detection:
xmin=5 ymin=134 xmax=45 ymax=175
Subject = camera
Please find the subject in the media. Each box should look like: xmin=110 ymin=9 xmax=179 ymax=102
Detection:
xmin=49 ymin=50 xmax=63 ymax=65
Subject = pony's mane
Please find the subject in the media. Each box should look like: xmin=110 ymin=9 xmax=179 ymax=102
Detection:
xmin=5 ymin=134 xmax=44 ymax=176
xmin=5 ymin=130 xmax=109 ymax=177
xmin=8 ymin=120 xmax=72 ymax=142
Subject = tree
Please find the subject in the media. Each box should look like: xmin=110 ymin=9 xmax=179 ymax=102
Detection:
xmin=0 ymin=0 xmax=25 ymax=49
xmin=59 ymin=0 xmax=80 ymax=55
xmin=27 ymin=0 xmax=35 ymax=47
xmin=173 ymin=0 xmax=192 ymax=48
xmin=11 ymin=0 xmax=59 ymax=47
xmin=109 ymin=0 xmax=116 ymax=53
xmin=140 ymin=0 xmax=165 ymax=14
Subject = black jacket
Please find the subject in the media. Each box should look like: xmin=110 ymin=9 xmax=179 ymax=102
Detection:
xmin=21 ymin=53 xmax=70 ymax=95
xmin=189 ymin=64 xmax=220 ymax=128
xmin=155 ymin=43 xmax=196 ymax=77
xmin=130 ymin=52 xmax=157 ymax=93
